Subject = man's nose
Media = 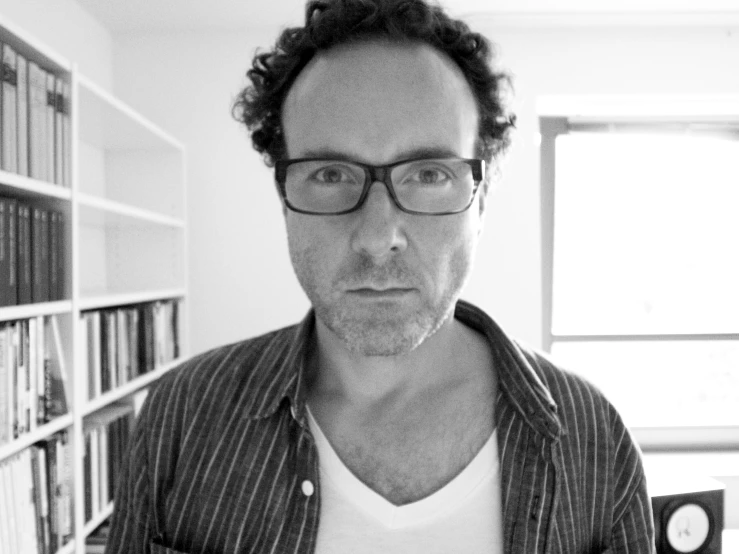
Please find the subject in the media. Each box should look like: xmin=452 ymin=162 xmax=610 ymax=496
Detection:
xmin=349 ymin=180 xmax=408 ymax=260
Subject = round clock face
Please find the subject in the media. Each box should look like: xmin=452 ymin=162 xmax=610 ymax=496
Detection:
xmin=666 ymin=502 xmax=711 ymax=553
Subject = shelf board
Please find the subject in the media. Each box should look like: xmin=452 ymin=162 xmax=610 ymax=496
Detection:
xmin=77 ymin=74 xmax=184 ymax=152
xmin=0 ymin=300 xmax=72 ymax=322
xmin=82 ymin=359 xmax=183 ymax=416
xmin=78 ymin=193 xmax=185 ymax=228
xmin=0 ymin=413 xmax=74 ymax=463
xmin=79 ymin=288 xmax=186 ymax=312
xmin=0 ymin=14 xmax=71 ymax=74
xmin=83 ymin=501 xmax=114 ymax=538
xmin=0 ymin=170 xmax=72 ymax=201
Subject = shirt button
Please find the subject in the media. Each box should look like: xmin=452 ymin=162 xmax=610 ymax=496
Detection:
xmin=301 ymin=480 xmax=315 ymax=497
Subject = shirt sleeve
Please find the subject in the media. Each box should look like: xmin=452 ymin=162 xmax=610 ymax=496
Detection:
xmin=608 ymin=410 xmax=657 ymax=553
xmin=105 ymin=402 xmax=155 ymax=554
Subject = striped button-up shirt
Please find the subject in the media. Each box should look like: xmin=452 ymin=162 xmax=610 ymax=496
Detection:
xmin=106 ymin=300 xmax=655 ymax=554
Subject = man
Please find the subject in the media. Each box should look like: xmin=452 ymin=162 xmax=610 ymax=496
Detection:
xmin=107 ymin=0 xmax=655 ymax=552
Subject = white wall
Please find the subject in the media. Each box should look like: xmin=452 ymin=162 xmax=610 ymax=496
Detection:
xmin=0 ymin=0 xmax=113 ymax=88
xmin=112 ymin=23 xmax=739 ymax=357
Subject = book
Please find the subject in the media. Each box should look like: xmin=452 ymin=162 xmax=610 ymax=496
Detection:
xmin=40 ymin=208 xmax=49 ymax=301
xmin=49 ymin=210 xmax=58 ymax=301
xmin=17 ymin=202 xmax=32 ymax=305
xmin=6 ymin=198 xmax=17 ymax=305
xmin=16 ymin=53 xmax=28 ymax=176
xmin=28 ymin=62 xmax=46 ymax=180
xmin=0 ymin=198 xmax=7 ymax=307
xmin=0 ymin=457 xmax=10 ymax=553
xmin=45 ymin=72 xmax=55 ymax=184
xmin=1 ymin=44 xmax=18 ymax=173
xmin=31 ymin=206 xmax=47 ymax=302
xmin=31 ymin=445 xmax=51 ymax=554
xmin=43 ymin=436 xmax=59 ymax=553
xmin=28 ymin=316 xmax=38 ymax=432
xmin=55 ymin=211 xmax=64 ymax=300
xmin=83 ymin=431 xmax=92 ymax=522
xmin=45 ymin=314 xmax=69 ymax=420
xmin=62 ymin=82 xmax=71 ymax=187
xmin=54 ymin=78 xmax=63 ymax=186
xmin=0 ymin=323 xmax=8 ymax=445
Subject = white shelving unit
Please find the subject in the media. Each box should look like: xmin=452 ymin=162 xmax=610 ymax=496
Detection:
xmin=0 ymin=13 xmax=188 ymax=554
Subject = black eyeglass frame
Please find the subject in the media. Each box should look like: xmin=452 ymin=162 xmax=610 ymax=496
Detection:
xmin=274 ymin=157 xmax=486 ymax=216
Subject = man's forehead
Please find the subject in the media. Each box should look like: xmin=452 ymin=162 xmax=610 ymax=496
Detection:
xmin=281 ymin=39 xmax=479 ymax=161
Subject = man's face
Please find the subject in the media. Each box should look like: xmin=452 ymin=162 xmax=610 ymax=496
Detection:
xmin=282 ymin=40 xmax=485 ymax=357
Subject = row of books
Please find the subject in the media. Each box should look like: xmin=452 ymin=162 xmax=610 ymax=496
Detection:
xmin=0 ymin=197 xmax=66 ymax=307
xmin=81 ymin=298 xmax=181 ymax=401
xmin=83 ymin=403 xmax=134 ymax=525
xmin=0 ymin=431 xmax=73 ymax=554
xmin=1 ymin=43 xmax=70 ymax=186
xmin=0 ymin=314 xmax=67 ymax=446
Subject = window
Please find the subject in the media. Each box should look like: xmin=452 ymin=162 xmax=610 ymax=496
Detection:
xmin=540 ymin=117 xmax=739 ymax=450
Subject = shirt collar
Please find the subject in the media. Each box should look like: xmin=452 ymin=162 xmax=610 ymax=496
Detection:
xmin=243 ymin=300 xmax=562 ymax=440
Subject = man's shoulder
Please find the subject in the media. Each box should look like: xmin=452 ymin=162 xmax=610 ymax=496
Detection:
xmin=148 ymin=322 xmax=302 ymax=403
xmin=512 ymin=340 xmax=621 ymax=424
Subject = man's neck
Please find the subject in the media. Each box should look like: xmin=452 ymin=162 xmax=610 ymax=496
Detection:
xmin=307 ymin=313 xmax=484 ymax=408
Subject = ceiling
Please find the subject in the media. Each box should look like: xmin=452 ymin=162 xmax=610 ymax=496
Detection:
xmin=74 ymin=0 xmax=739 ymax=34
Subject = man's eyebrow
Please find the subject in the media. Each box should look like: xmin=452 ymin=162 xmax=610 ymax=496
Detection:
xmin=297 ymin=146 xmax=462 ymax=163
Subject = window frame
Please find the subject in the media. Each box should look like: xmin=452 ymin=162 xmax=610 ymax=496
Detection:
xmin=539 ymin=114 xmax=739 ymax=452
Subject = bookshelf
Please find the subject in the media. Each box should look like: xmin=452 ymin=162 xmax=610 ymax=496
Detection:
xmin=0 ymin=12 xmax=188 ymax=554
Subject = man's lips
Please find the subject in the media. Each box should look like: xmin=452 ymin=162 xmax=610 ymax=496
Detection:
xmin=346 ymin=287 xmax=415 ymax=297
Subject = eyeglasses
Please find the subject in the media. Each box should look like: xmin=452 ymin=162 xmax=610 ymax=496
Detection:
xmin=274 ymin=157 xmax=485 ymax=215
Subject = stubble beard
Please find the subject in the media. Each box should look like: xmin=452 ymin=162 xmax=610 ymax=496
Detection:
xmin=290 ymin=247 xmax=472 ymax=357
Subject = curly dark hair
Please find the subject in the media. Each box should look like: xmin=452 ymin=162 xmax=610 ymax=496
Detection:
xmin=232 ymin=0 xmax=515 ymax=169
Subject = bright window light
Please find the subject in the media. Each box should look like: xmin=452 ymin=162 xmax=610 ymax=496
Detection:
xmin=549 ymin=131 xmax=739 ymax=430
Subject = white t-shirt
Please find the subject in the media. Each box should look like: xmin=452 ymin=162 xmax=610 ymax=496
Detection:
xmin=306 ymin=407 xmax=504 ymax=554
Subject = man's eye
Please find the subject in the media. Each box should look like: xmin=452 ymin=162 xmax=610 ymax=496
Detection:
xmin=406 ymin=167 xmax=452 ymax=185
xmin=311 ymin=166 xmax=357 ymax=184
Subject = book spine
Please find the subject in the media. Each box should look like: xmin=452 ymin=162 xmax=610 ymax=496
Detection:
xmin=31 ymin=206 xmax=42 ymax=302
xmin=38 ymin=315 xmax=47 ymax=424
xmin=6 ymin=198 xmax=17 ymax=305
xmin=45 ymin=72 xmax=55 ymax=184
xmin=62 ymin=82 xmax=71 ymax=187
xmin=100 ymin=310 xmax=109 ymax=393
xmin=56 ymin=211 xmax=64 ymax=300
xmin=0 ymin=323 xmax=7 ymax=445
xmin=16 ymin=54 xmax=28 ymax=176
xmin=28 ymin=316 xmax=37 ymax=432
xmin=28 ymin=63 xmax=44 ymax=180
xmin=10 ymin=323 xmax=18 ymax=439
xmin=1 ymin=44 xmax=18 ymax=173
xmin=49 ymin=210 xmax=58 ymax=301
xmin=17 ymin=202 xmax=31 ymax=305
xmin=0 ymin=198 xmax=6 ymax=307
xmin=54 ymin=79 xmax=63 ymax=185
xmin=83 ymin=431 xmax=92 ymax=523
xmin=0 ymin=456 xmax=11 ymax=553
xmin=44 ymin=436 xmax=59 ymax=554
xmin=40 ymin=209 xmax=49 ymax=302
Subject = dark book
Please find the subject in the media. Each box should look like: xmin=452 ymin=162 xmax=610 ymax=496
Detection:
xmin=5 ymin=198 xmax=17 ymax=305
xmin=0 ymin=198 xmax=7 ymax=306
xmin=43 ymin=435 xmax=60 ymax=554
xmin=55 ymin=211 xmax=64 ymax=300
xmin=83 ymin=431 xmax=92 ymax=523
xmin=30 ymin=446 xmax=49 ymax=554
xmin=17 ymin=202 xmax=31 ymax=304
xmin=40 ymin=209 xmax=49 ymax=301
xmin=49 ymin=211 xmax=58 ymax=301
xmin=99 ymin=311 xmax=110 ymax=393
xmin=31 ymin=206 xmax=50 ymax=302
